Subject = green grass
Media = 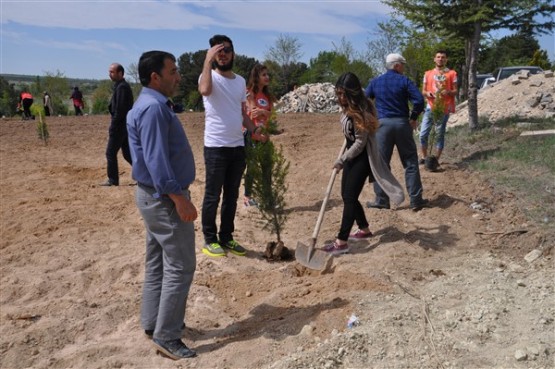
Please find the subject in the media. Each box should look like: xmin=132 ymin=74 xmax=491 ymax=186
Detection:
xmin=445 ymin=116 xmax=555 ymax=228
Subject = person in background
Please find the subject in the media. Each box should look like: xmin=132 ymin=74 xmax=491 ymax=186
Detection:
xmin=100 ymin=63 xmax=134 ymax=187
xmin=419 ymin=49 xmax=458 ymax=165
xmin=43 ymin=91 xmax=54 ymax=116
xmin=365 ymin=53 xmax=429 ymax=211
xmin=198 ymin=34 xmax=266 ymax=257
xmin=323 ymin=72 xmax=404 ymax=256
xmin=127 ymin=50 xmax=197 ymax=360
xmin=20 ymin=91 xmax=34 ymax=120
xmin=70 ymin=86 xmax=84 ymax=116
xmin=243 ymin=63 xmax=275 ymax=207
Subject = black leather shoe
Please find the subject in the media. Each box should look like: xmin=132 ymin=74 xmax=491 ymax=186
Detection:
xmin=410 ymin=199 xmax=430 ymax=211
xmin=99 ymin=180 xmax=118 ymax=187
xmin=145 ymin=323 xmax=186 ymax=338
xmin=152 ymin=338 xmax=196 ymax=359
xmin=366 ymin=201 xmax=390 ymax=209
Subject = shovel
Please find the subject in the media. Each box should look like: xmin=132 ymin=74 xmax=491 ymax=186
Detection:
xmin=295 ymin=139 xmax=347 ymax=270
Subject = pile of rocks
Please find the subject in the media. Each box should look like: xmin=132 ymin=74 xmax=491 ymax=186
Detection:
xmin=276 ymin=83 xmax=341 ymax=113
xmin=275 ymin=70 xmax=555 ymax=125
xmin=449 ymin=69 xmax=555 ymax=127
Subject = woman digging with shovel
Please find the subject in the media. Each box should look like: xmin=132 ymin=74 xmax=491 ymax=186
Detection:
xmin=322 ymin=72 xmax=404 ymax=256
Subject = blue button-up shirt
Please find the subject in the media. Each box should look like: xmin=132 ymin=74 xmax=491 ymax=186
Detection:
xmin=365 ymin=69 xmax=424 ymax=120
xmin=127 ymin=87 xmax=195 ymax=198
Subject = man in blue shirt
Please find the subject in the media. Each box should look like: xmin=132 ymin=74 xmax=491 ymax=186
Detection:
xmin=365 ymin=53 xmax=429 ymax=211
xmin=127 ymin=51 xmax=197 ymax=360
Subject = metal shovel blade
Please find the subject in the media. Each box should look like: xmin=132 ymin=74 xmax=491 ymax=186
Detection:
xmin=295 ymin=240 xmax=332 ymax=270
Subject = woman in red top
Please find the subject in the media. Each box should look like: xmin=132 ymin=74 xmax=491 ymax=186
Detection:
xmin=243 ymin=64 xmax=274 ymax=207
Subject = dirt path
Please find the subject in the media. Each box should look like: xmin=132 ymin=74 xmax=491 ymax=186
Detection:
xmin=1 ymin=113 xmax=553 ymax=369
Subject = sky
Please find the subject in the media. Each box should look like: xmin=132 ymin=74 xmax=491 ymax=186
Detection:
xmin=1 ymin=0 xmax=554 ymax=81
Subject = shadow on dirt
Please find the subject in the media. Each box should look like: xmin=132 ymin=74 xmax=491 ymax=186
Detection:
xmin=286 ymin=198 xmax=343 ymax=214
xmin=190 ymin=297 xmax=349 ymax=353
xmin=433 ymin=193 xmax=472 ymax=209
xmin=351 ymin=224 xmax=459 ymax=253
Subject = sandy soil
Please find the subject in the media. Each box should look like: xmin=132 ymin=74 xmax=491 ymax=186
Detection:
xmin=1 ymin=113 xmax=553 ymax=369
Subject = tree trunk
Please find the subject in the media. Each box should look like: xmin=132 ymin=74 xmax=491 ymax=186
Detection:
xmin=461 ymin=41 xmax=470 ymax=102
xmin=467 ymin=19 xmax=482 ymax=131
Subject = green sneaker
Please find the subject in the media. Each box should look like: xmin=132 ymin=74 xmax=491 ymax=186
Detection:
xmin=222 ymin=240 xmax=247 ymax=256
xmin=202 ymin=242 xmax=226 ymax=257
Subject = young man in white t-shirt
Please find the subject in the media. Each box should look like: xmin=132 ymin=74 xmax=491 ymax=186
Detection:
xmin=198 ymin=34 xmax=266 ymax=257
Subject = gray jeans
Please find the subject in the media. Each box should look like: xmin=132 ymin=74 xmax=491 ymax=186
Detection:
xmin=136 ymin=185 xmax=196 ymax=341
xmin=373 ymin=117 xmax=424 ymax=206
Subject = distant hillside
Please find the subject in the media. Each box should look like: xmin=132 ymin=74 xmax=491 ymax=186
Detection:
xmin=1 ymin=73 xmax=107 ymax=88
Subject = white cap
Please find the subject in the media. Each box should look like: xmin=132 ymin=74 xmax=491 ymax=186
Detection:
xmin=386 ymin=53 xmax=406 ymax=64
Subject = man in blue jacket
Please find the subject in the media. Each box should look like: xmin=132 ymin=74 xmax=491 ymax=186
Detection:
xmin=365 ymin=53 xmax=429 ymax=211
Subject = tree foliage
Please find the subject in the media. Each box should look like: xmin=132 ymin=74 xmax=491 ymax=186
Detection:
xmin=233 ymin=54 xmax=259 ymax=81
xmin=265 ymin=59 xmax=308 ymax=97
xmin=0 ymin=76 xmax=19 ymax=117
xmin=300 ymin=51 xmax=343 ymax=84
xmin=479 ymin=31 xmax=547 ymax=72
xmin=384 ymin=0 xmax=555 ymax=130
xmin=264 ymin=34 xmax=307 ymax=96
xmin=41 ymin=71 xmax=71 ymax=116
xmin=365 ymin=19 xmax=407 ymax=74
xmin=126 ymin=62 xmax=140 ymax=84
xmin=529 ymin=49 xmax=552 ymax=70
xmin=176 ymin=50 xmax=207 ymax=108
xmin=91 ymin=80 xmax=113 ymax=115
xmin=246 ymin=137 xmax=290 ymax=243
xmin=265 ymin=34 xmax=303 ymax=66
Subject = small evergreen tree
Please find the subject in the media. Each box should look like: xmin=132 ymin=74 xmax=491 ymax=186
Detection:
xmin=246 ymin=132 xmax=290 ymax=244
xmin=36 ymin=113 xmax=49 ymax=145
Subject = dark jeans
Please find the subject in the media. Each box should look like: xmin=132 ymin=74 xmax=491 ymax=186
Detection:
xmin=373 ymin=118 xmax=424 ymax=207
xmin=74 ymin=105 xmax=83 ymax=116
xmin=338 ymin=151 xmax=370 ymax=242
xmin=106 ymin=131 xmax=132 ymax=185
xmin=202 ymin=146 xmax=246 ymax=245
xmin=22 ymin=98 xmax=33 ymax=119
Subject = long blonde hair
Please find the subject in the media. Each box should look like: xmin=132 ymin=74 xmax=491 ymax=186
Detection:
xmin=335 ymin=72 xmax=378 ymax=135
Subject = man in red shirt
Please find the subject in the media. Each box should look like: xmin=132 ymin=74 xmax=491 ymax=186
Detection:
xmin=419 ymin=50 xmax=458 ymax=165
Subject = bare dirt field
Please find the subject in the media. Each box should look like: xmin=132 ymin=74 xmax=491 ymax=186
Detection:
xmin=1 ymin=113 xmax=553 ymax=369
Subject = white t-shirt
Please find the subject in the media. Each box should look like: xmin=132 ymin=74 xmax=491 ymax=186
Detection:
xmin=201 ymin=70 xmax=247 ymax=147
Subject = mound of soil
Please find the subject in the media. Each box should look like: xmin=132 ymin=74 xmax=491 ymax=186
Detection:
xmin=1 ymin=113 xmax=553 ymax=369
xmin=450 ymin=71 xmax=555 ymax=126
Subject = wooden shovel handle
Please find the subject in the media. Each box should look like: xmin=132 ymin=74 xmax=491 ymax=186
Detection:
xmin=311 ymin=139 xmax=347 ymax=243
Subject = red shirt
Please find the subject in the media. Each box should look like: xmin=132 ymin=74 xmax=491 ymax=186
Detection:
xmin=422 ymin=68 xmax=457 ymax=113
xmin=246 ymin=90 xmax=272 ymax=141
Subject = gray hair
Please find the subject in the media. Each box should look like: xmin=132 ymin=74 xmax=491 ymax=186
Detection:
xmin=385 ymin=61 xmax=400 ymax=70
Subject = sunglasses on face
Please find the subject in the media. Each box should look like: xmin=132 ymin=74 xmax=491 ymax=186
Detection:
xmin=219 ymin=46 xmax=233 ymax=54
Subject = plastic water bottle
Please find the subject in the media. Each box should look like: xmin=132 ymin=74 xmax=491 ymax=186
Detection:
xmin=347 ymin=314 xmax=359 ymax=328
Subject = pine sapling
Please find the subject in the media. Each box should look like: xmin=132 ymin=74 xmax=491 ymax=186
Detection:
xmin=36 ymin=113 xmax=49 ymax=145
xmin=425 ymin=76 xmax=447 ymax=171
xmin=246 ymin=139 xmax=289 ymax=242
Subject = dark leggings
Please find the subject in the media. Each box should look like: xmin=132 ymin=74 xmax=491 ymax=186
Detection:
xmin=337 ymin=151 xmax=370 ymax=241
